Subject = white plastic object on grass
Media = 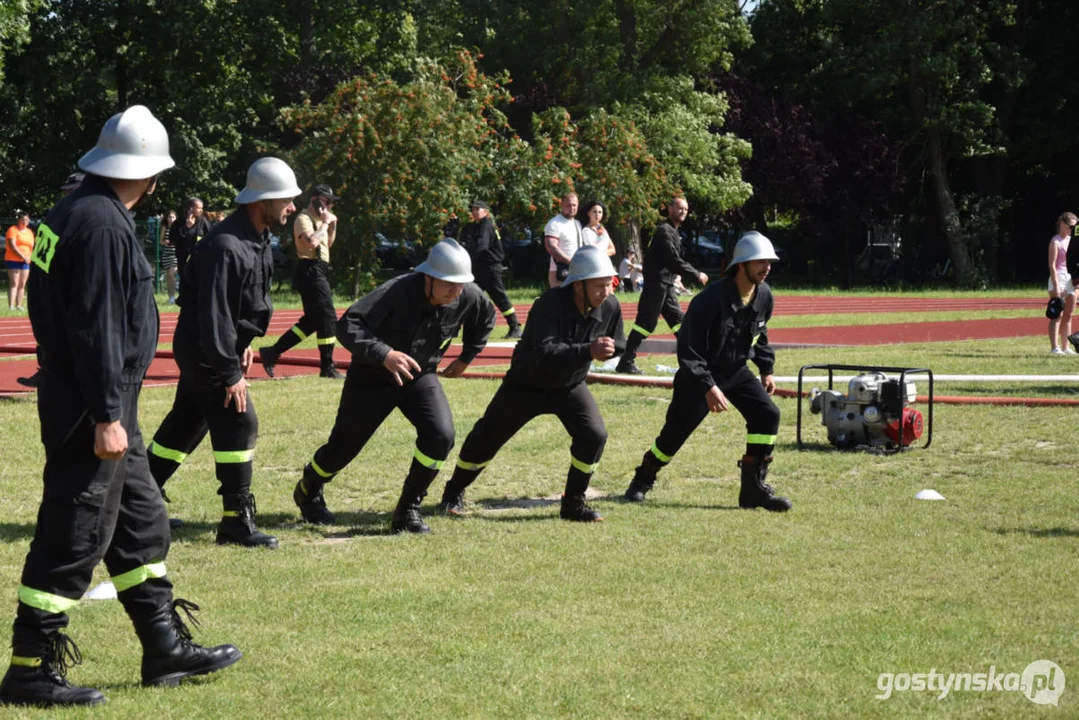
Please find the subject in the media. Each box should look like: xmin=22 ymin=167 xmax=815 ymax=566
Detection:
xmin=915 ymin=489 xmax=946 ymax=501
xmin=83 ymin=581 xmax=117 ymax=601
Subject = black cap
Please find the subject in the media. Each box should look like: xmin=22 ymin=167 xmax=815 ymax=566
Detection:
xmin=60 ymin=172 xmax=85 ymax=191
xmin=311 ymin=184 xmax=339 ymax=201
xmin=469 ymin=199 xmax=489 ymax=210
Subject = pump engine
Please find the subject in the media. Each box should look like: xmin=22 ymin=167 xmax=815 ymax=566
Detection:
xmin=809 ymin=372 xmax=923 ymax=449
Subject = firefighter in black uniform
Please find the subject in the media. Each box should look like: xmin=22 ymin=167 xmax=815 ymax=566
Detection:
xmin=259 ymin=184 xmax=343 ymax=379
xmin=459 ymin=199 xmax=522 ymax=338
xmin=437 ymin=244 xmax=624 ymax=523
xmin=146 ymin=157 xmax=302 ymax=549
xmin=170 ymin=196 xmax=212 ymax=282
xmin=293 ymin=238 xmax=495 ymax=533
xmin=616 ymin=197 xmax=708 ymax=374
xmin=623 ymin=232 xmax=791 ymax=512
xmin=0 ymin=106 xmax=240 ymax=708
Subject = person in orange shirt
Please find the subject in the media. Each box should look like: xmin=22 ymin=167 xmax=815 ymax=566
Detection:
xmin=5 ymin=211 xmax=34 ymax=310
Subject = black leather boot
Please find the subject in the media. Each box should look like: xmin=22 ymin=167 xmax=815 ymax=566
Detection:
xmin=294 ymin=470 xmax=336 ymax=525
xmin=318 ymin=344 xmax=343 ymax=379
xmin=436 ymin=467 xmax=480 ymax=516
xmin=0 ymin=631 xmax=104 ymax=707
xmin=134 ymin=599 xmax=242 ymax=688
xmin=737 ymin=456 xmax=792 ymax=512
xmin=390 ymin=461 xmax=437 ymax=534
xmin=560 ymin=470 xmax=603 ymax=522
xmin=258 ymin=346 xmax=279 ymax=378
xmin=217 ymin=494 xmax=279 ymax=548
xmin=624 ymin=451 xmax=664 ymax=502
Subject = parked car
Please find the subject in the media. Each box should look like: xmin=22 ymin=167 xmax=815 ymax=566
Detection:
xmin=500 ymin=225 xmax=548 ymax=281
xmin=374 ymin=233 xmax=425 ymax=271
xmin=682 ymin=229 xmax=728 ymax=275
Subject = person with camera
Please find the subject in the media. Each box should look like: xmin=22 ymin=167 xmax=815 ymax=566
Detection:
xmin=260 ymin=184 xmax=343 ymax=378
xmin=436 ymin=245 xmax=625 ymax=524
xmin=616 ymin=197 xmax=708 ymax=375
xmin=544 ymin=192 xmax=582 ymax=288
xmin=147 ymin=158 xmax=302 ymax=550
xmin=459 ymin=199 xmax=522 ymax=338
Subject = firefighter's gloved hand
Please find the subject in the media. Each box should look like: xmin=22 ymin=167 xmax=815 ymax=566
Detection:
xmin=95 ymin=420 xmax=129 ymax=459
xmin=440 ymin=359 xmax=469 ymax=378
xmin=590 ymin=337 xmax=616 ymax=361
xmin=384 ymin=350 xmax=422 ymax=386
xmin=705 ymin=386 xmax=729 ymax=413
xmin=224 ymin=379 xmax=250 ymax=413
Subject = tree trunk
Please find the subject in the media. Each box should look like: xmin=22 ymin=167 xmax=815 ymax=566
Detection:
xmin=925 ymin=126 xmax=972 ymax=284
xmin=297 ymin=0 xmax=315 ymax=69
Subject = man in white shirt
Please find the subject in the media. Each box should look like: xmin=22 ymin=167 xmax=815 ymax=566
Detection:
xmin=544 ymin=193 xmax=582 ymax=288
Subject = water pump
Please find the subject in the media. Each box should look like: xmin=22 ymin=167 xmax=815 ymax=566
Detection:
xmin=809 ymin=372 xmax=924 ymax=449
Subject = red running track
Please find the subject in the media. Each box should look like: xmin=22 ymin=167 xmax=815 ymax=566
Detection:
xmin=0 ymin=295 xmax=1048 ymax=395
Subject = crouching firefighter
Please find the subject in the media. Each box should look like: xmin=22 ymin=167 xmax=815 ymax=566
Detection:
xmin=294 ymin=238 xmax=495 ymax=533
xmin=147 ymin=157 xmax=302 ymax=549
xmin=624 ymin=231 xmax=790 ymax=511
xmin=0 ymin=106 xmax=240 ymax=709
xmin=438 ymin=244 xmax=625 ymax=523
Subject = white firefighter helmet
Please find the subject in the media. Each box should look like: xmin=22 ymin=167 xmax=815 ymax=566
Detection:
xmin=415 ymin=238 xmax=474 ymax=283
xmin=234 ymin=157 xmax=302 ymax=204
xmin=78 ymin=105 xmax=175 ymax=180
xmin=728 ymin=231 xmax=780 ymax=273
xmin=562 ymin=245 xmax=618 ymax=287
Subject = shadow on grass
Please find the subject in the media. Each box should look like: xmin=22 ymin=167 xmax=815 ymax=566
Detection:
xmin=614 ymin=499 xmax=742 ymax=511
xmin=0 ymin=522 xmax=35 ymax=542
xmin=992 ymin=526 xmax=1079 ymax=538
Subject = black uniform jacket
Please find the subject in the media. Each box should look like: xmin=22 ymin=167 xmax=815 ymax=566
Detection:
xmin=676 ymin=277 xmax=776 ymax=395
xmin=169 ymin=215 xmax=213 ymax=258
xmin=337 ymin=273 xmax=495 ymax=383
xmin=459 ymin=215 xmax=504 ymax=268
xmin=643 ymin=220 xmax=701 ymax=288
xmin=173 ymin=209 xmax=273 ymax=387
xmin=505 ymin=285 xmax=625 ymax=390
xmin=28 ymin=174 xmax=159 ymax=424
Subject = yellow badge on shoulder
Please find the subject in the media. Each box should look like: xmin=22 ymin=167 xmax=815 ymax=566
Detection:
xmin=31 ymin=223 xmax=59 ymax=273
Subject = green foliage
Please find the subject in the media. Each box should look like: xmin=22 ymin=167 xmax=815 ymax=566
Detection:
xmin=283 ymin=51 xmax=514 ymax=266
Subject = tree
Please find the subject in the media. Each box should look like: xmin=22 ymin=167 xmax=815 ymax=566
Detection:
xmin=283 ymin=51 xmax=520 ymax=280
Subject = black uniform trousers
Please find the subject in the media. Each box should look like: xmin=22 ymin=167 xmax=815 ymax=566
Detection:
xmin=623 ymin=283 xmax=683 ymax=364
xmin=651 ymin=365 xmax=780 ymax=465
xmin=474 ymin=264 xmax=516 ymax=320
xmin=16 ymin=381 xmax=172 ymax=639
xmin=147 ymin=370 xmax=258 ymax=497
xmin=454 ymin=381 xmax=608 ymax=494
xmin=271 ymin=259 xmax=337 ymax=359
xmin=306 ymin=370 xmax=455 ymax=488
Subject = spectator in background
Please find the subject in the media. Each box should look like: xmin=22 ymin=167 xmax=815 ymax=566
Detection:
xmin=159 ymin=209 xmax=178 ymax=304
xmin=170 ymin=196 xmax=211 ymax=281
xmin=17 ymin=173 xmax=84 ymax=389
xmin=581 ymin=200 xmax=616 ymax=258
xmin=1049 ymin=211 xmax=1077 ymax=354
xmin=544 ymin=193 xmax=582 ymax=287
xmin=5 ymin=211 xmax=34 ymax=310
xmin=619 ymin=249 xmax=643 ymax=293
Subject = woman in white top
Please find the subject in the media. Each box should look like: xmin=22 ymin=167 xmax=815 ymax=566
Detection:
xmin=580 ymin=200 xmax=616 ymax=258
xmin=1048 ymin=211 xmax=1078 ymax=354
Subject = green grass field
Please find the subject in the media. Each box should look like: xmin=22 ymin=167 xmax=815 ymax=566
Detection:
xmin=0 ymin=290 xmax=1076 ymax=717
